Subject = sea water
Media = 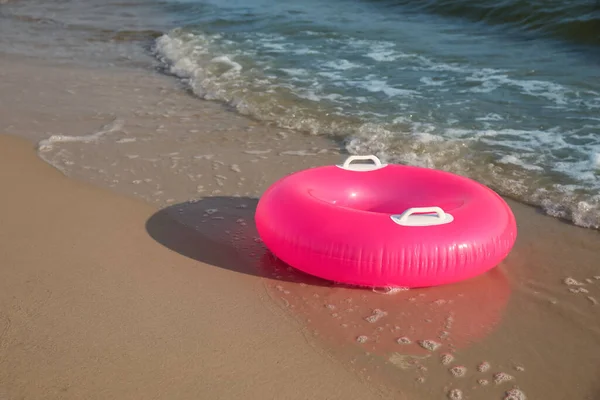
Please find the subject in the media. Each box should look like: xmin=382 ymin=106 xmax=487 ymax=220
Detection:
xmin=2 ymin=0 xmax=600 ymax=228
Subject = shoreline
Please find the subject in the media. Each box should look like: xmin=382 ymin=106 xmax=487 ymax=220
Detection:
xmin=0 ymin=133 xmax=390 ymax=400
xmin=1 ymin=53 xmax=345 ymax=208
xmin=1 ymin=51 xmax=600 ymax=399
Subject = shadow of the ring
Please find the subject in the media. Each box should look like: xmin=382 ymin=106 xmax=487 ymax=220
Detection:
xmin=146 ymin=196 xmax=513 ymax=359
xmin=146 ymin=195 xmax=335 ymax=286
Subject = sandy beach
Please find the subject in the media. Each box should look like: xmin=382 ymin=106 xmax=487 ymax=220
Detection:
xmin=0 ymin=133 xmax=390 ymax=400
xmin=1 ymin=49 xmax=600 ymax=400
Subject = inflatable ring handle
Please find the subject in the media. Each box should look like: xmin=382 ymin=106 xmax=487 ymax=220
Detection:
xmin=341 ymin=155 xmax=383 ymax=171
xmin=399 ymin=207 xmax=445 ymax=222
xmin=391 ymin=207 xmax=454 ymax=227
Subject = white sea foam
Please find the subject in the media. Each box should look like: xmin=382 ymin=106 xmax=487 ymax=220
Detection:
xmin=366 ymin=49 xmax=400 ymax=62
xmin=476 ymin=113 xmax=504 ymax=121
xmin=153 ymin=29 xmax=600 ymax=230
xmin=345 ymin=120 xmax=600 ymax=229
xmin=317 ymin=71 xmax=345 ymax=80
xmin=280 ymin=68 xmax=309 ymax=77
xmin=322 ymin=59 xmax=360 ymax=70
xmin=295 ymin=89 xmax=323 ymax=102
xmin=260 ymin=41 xmax=287 ymax=52
xmin=498 ymin=155 xmax=544 ymax=171
xmin=290 ymin=47 xmax=320 ymax=55
xmin=419 ymin=77 xmax=446 ymax=86
xmin=357 ymin=79 xmax=419 ymax=98
xmin=210 ymin=55 xmax=243 ymax=77
xmin=591 ymin=153 xmax=600 ymax=169
xmin=413 ymin=132 xmax=445 ymax=143
xmin=463 ymin=70 xmax=571 ymax=105
xmin=37 ymin=119 xmax=124 ymax=152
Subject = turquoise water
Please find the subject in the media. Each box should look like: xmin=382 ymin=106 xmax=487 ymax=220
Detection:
xmin=154 ymin=0 xmax=600 ymax=228
xmin=2 ymin=0 xmax=600 ymax=228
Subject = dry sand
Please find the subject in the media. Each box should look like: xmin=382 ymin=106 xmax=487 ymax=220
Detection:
xmin=1 ymin=53 xmax=600 ymax=400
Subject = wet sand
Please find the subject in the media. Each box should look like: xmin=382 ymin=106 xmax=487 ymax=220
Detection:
xmin=151 ymin=193 xmax=600 ymax=400
xmin=1 ymin=53 xmax=600 ymax=400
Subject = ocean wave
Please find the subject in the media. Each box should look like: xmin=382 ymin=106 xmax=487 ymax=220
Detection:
xmin=368 ymin=0 xmax=600 ymax=46
xmin=346 ymin=126 xmax=600 ymax=229
xmin=153 ymin=29 xmax=600 ymax=229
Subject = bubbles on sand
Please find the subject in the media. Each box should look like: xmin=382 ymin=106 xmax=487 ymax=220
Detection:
xmin=563 ymin=277 xmax=585 ymax=286
xmin=440 ymin=353 xmax=454 ymax=365
xmin=364 ymin=309 xmax=387 ymax=323
xmin=504 ymin=388 xmax=527 ymax=400
xmin=396 ymin=336 xmax=411 ymax=345
xmin=372 ymin=286 xmax=409 ymax=294
xmin=418 ymin=339 xmax=441 ymax=351
xmin=477 ymin=361 xmax=491 ymax=372
xmin=253 ymin=245 xmax=513 ymax=399
xmin=37 ymin=118 xmax=124 ymax=152
xmin=493 ymin=372 xmax=514 ymax=384
xmin=447 ymin=388 xmax=463 ymax=400
xmin=449 ymin=365 xmax=467 ymax=377
xmin=568 ymin=287 xmax=589 ymax=294
xmin=356 ymin=335 xmax=368 ymax=344
xmin=563 ymin=274 xmax=599 ymax=306
xmin=438 ymin=351 xmax=525 ymax=398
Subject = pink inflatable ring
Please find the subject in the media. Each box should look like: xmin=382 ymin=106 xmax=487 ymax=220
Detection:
xmin=255 ymin=155 xmax=517 ymax=288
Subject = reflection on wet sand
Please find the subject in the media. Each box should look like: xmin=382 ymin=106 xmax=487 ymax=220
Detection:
xmin=257 ymin=251 xmax=511 ymax=363
xmin=147 ymin=196 xmax=526 ymax=399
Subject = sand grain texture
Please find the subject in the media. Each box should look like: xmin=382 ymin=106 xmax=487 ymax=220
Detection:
xmin=0 ymin=134 xmax=383 ymax=400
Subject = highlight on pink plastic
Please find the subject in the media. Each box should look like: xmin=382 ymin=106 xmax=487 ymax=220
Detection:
xmin=255 ymin=155 xmax=517 ymax=288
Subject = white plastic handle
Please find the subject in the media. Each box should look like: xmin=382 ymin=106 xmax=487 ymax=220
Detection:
xmin=398 ymin=207 xmax=445 ymax=222
xmin=341 ymin=155 xmax=383 ymax=171
xmin=391 ymin=207 xmax=454 ymax=227
xmin=343 ymin=155 xmax=382 ymax=168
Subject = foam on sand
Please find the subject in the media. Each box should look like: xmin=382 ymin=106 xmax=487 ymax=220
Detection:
xmin=37 ymin=118 xmax=124 ymax=152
